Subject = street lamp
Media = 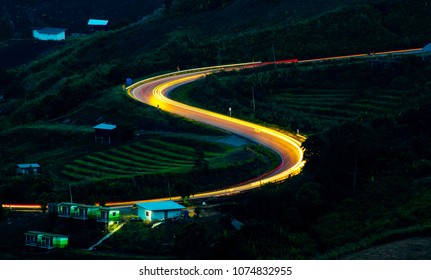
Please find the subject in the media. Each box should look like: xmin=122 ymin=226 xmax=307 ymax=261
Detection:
xmin=229 ymin=107 xmax=232 ymax=117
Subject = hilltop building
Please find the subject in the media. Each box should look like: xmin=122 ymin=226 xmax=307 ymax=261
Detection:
xmin=88 ymin=19 xmax=109 ymax=31
xmin=32 ymin=27 xmax=66 ymax=41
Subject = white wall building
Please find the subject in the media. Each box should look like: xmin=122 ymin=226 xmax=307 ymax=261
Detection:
xmin=136 ymin=201 xmax=185 ymax=223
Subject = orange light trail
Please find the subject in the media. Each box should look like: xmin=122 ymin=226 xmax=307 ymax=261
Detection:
xmin=121 ymin=65 xmax=305 ymax=207
xmin=6 ymin=47 xmax=424 ymax=209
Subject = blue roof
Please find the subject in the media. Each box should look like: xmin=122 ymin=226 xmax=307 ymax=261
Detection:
xmin=93 ymin=123 xmax=116 ymax=130
xmin=136 ymin=201 xmax=185 ymax=211
xmin=36 ymin=27 xmax=66 ymax=34
xmin=423 ymin=43 xmax=431 ymax=53
xmin=88 ymin=19 xmax=109 ymax=26
xmin=17 ymin=163 xmax=40 ymax=168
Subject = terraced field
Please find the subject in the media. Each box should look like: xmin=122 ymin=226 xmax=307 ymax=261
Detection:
xmin=62 ymin=135 xmax=240 ymax=182
xmin=269 ymin=89 xmax=412 ymax=132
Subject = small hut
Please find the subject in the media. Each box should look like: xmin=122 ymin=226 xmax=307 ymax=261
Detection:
xmin=25 ymin=231 xmax=68 ymax=249
xmin=88 ymin=19 xmax=109 ymax=32
xmin=94 ymin=123 xmax=116 ymax=144
xmin=97 ymin=207 xmax=121 ymax=223
xmin=16 ymin=163 xmax=40 ymax=175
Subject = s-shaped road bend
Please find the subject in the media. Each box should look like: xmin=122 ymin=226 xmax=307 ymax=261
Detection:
xmin=123 ymin=63 xmax=305 ymax=204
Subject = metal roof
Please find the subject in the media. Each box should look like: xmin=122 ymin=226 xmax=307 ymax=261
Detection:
xmin=88 ymin=19 xmax=109 ymax=26
xmin=17 ymin=163 xmax=40 ymax=168
xmin=423 ymin=43 xmax=431 ymax=53
xmin=36 ymin=27 xmax=66 ymax=34
xmin=135 ymin=201 xmax=185 ymax=211
xmin=93 ymin=123 xmax=117 ymax=130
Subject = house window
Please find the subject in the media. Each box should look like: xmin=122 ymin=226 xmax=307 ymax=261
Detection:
xmin=146 ymin=211 xmax=150 ymax=217
xmin=112 ymin=212 xmax=116 ymax=216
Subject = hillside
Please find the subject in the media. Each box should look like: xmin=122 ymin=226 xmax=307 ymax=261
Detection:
xmin=1 ymin=0 xmax=431 ymax=260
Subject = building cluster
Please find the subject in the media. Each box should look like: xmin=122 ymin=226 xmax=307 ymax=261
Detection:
xmin=24 ymin=201 xmax=186 ymax=251
xmin=24 ymin=202 xmax=120 ymax=251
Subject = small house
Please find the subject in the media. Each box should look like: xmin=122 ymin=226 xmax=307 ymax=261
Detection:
xmin=57 ymin=202 xmax=82 ymax=218
xmin=135 ymin=201 xmax=185 ymax=223
xmin=32 ymin=27 xmax=66 ymax=41
xmin=88 ymin=19 xmax=109 ymax=32
xmin=97 ymin=207 xmax=121 ymax=223
xmin=94 ymin=123 xmax=116 ymax=144
xmin=16 ymin=163 xmax=40 ymax=175
xmin=25 ymin=231 xmax=68 ymax=249
xmin=74 ymin=205 xmax=99 ymax=220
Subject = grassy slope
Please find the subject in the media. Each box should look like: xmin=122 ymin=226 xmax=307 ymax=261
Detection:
xmin=1 ymin=0 xmax=431 ymax=259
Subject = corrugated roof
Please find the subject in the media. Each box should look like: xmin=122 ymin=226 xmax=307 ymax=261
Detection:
xmin=17 ymin=163 xmax=40 ymax=168
xmin=135 ymin=201 xmax=185 ymax=211
xmin=93 ymin=123 xmax=116 ymax=130
xmin=88 ymin=19 xmax=109 ymax=26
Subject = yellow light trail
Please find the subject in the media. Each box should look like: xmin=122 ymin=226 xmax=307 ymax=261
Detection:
xmin=7 ymin=47 xmax=425 ymax=209
xmin=113 ymin=66 xmax=305 ymax=206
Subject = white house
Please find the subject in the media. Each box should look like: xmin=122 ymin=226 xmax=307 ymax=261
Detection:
xmin=135 ymin=201 xmax=185 ymax=223
xmin=32 ymin=27 xmax=66 ymax=41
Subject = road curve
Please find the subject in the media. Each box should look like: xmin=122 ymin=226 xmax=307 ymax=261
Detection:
xmin=4 ymin=47 xmax=424 ymax=210
xmin=116 ymin=65 xmax=305 ymax=205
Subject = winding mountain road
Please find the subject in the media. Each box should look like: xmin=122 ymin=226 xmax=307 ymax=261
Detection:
xmin=114 ymin=64 xmax=305 ymax=205
xmin=4 ymin=47 xmax=424 ymax=209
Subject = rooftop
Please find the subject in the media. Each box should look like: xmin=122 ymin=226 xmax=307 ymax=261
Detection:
xmin=17 ymin=163 xmax=40 ymax=168
xmin=93 ymin=123 xmax=117 ymax=130
xmin=423 ymin=43 xmax=431 ymax=53
xmin=135 ymin=201 xmax=185 ymax=211
xmin=88 ymin=19 xmax=109 ymax=26
xmin=35 ymin=27 xmax=66 ymax=35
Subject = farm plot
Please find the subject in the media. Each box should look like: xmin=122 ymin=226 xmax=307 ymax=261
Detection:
xmin=271 ymin=89 xmax=411 ymax=132
xmin=62 ymin=136 xmax=228 ymax=182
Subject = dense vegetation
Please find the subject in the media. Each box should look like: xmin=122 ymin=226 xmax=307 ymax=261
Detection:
xmin=163 ymin=55 xmax=431 ymax=259
xmin=1 ymin=0 xmax=431 ymax=259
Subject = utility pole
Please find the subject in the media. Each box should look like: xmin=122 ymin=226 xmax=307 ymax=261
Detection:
xmin=251 ymin=85 xmax=256 ymax=110
xmin=69 ymin=184 xmax=73 ymax=203
xmin=167 ymin=179 xmax=171 ymax=200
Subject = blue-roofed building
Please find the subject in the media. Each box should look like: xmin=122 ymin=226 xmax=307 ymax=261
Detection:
xmin=423 ymin=43 xmax=431 ymax=55
xmin=88 ymin=19 xmax=109 ymax=31
xmin=32 ymin=27 xmax=66 ymax=41
xmin=16 ymin=163 xmax=40 ymax=175
xmin=94 ymin=123 xmax=117 ymax=144
xmin=135 ymin=201 xmax=185 ymax=223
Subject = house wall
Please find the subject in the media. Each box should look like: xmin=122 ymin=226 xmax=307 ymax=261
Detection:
xmin=109 ymin=210 xmax=120 ymax=221
xmin=17 ymin=167 xmax=39 ymax=175
xmin=53 ymin=237 xmax=68 ymax=249
xmin=138 ymin=208 xmax=182 ymax=222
